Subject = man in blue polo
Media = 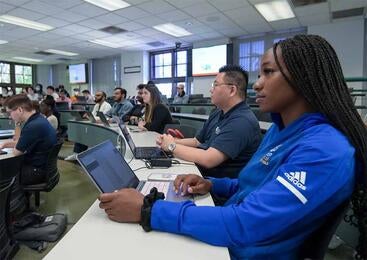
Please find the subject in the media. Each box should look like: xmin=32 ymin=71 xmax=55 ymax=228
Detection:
xmin=0 ymin=94 xmax=57 ymax=185
xmin=157 ymin=65 xmax=261 ymax=179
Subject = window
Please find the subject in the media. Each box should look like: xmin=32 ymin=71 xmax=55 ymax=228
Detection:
xmin=15 ymin=65 xmax=32 ymax=84
xmin=239 ymin=40 xmax=264 ymax=74
xmin=0 ymin=62 xmax=10 ymax=83
xmin=150 ymin=49 xmax=190 ymax=98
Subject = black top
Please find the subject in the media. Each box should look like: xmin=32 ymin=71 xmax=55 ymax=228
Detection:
xmin=144 ymin=104 xmax=172 ymax=134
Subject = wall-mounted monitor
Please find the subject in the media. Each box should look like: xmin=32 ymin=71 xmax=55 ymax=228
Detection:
xmin=192 ymin=44 xmax=227 ymax=77
xmin=69 ymin=63 xmax=88 ymax=84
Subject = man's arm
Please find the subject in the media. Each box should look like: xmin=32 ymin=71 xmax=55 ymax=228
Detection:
xmin=175 ymin=137 xmax=199 ymax=147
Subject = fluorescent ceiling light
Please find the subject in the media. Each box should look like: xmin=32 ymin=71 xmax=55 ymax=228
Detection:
xmin=153 ymin=23 xmax=192 ymax=37
xmin=255 ymin=0 xmax=295 ymax=22
xmin=44 ymin=49 xmax=79 ymax=56
xmin=89 ymin=39 xmax=122 ymax=48
xmin=0 ymin=40 xmax=8 ymax=44
xmin=0 ymin=15 xmax=54 ymax=31
xmin=83 ymin=0 xmax=130 ymax=11
xmin=13 ymin=57 xmax=43 ymax=62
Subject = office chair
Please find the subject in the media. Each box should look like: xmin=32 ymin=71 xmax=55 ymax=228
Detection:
xmin=298 ymin=200 xmax=350 ymax=259
xmin=191 ymin=107 xmax=207 ymax=115
xmin=22 ymin=140 xmax=63 ymax=208
xmin=0 ymin=177 xmax=19 ymax=260
xmin=164 ymin=124 xmax=197 ymax=138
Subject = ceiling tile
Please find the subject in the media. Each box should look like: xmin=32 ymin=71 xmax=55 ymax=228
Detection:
xmin=83 ymin=30 xmax=111 ymax=38
xmin=37 ymin=17 xmax=70 ymax=28
xmin=0 ymin=0 xmax=29 ymax=5
xmin=0 ymin=2 xmax=16 ymax=14
xmin=293 ymin=3 xmax=329 ymax=16
xmin=137 ymin=0 xmax=176 ymax=14
xmin=78 ymin=18 xmax=109 ymax=30
xmin=165 ymin=0 xmax=206 ymax=8
xmin=61 ymin=24 xmax=91 ymax=34
xmin=135 ymin=15 xmax=165 ymax=26
xmin=70 ymin=3 xmax=108 ymax=17
xmin=57 ymin=10 xmax=88 ymax=23
xmin=116 ymin=21 xmax=145 ymax=31
xmin=156 ymin=9 xmax=191 ymax=22
xmin=94 ymin=12 xmax=129 ymax=25
xmin=40 ymin=0 xmax=83 ymax=9
xmin=298 ymin=13 xmax=331 ymax=26
xmin=113 ymin=6 xmax=150 ymax=20
xmin=208 ymin=0 xmax=251 ymax=11
xmin=7 ymin=7 xmax=46 ymax=20
xmin=22 ymin=0 xmax=64 ymax=15
xmin=329 ymin=0 xmax=367 ymax=12
xmin=135 ymin=27 xmax=161 ymax=36
xmin=182 ymin=3 xmax=218 ymax=17
xmin=270 ymin=18 xmax=301 ymax=30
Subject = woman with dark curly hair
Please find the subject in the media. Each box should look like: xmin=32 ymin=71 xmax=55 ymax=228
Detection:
xmin=99 ymin=35 xmax=367 ymax=259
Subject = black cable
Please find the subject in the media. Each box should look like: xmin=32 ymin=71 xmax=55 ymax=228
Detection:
xmin=132 ymin=166 xmax=148 ymax=171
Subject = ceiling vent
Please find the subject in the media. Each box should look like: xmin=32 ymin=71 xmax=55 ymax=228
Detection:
xmin=332 ymin=7 xmax=365 ymax=19
xmin=34 ymin=51 xmax=54 ymax=55
xmin=99 ymin=26 xmax=127 ymax=34
xmin=146 ymin=41 xmax=165 ymax=47
xmin=290 ymin=0 xmax=326 ymax=7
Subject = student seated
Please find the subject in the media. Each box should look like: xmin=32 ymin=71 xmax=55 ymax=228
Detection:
xmin=137 ymin=84 xmax=172 ymax=134
xmin=0 ymin=94 xmax=57 ymax=185
xmin=105 ymin=87 xmax=133 ymax=122
xmin=98 ymin=35 xmax=367 ymax=259
xmin=157 ymin=65 xmax=261 ymax=179
xmin=124 ymin=84 xmax=145 ymax=125
xmin=172 ymin=83 xmax=189 ymax=104
xmin=40 ymin=101 xmax=58 ymax=130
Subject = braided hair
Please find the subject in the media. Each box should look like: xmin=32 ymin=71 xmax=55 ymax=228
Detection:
xmin=273 ymin=34 xmax=367 ymax=259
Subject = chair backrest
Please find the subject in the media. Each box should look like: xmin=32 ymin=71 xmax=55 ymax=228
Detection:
xmin=0 ymin=177 xmax=15 ymax=259
xmin=164 ymin=124 xmax=197 ymax=138
xmin=0 ymin=155 xmax=26 ymax=217
xmin=43 ymin=141 xmax=63 ymax=183
xmin=298 ymin=200 xmax=350 ymax=259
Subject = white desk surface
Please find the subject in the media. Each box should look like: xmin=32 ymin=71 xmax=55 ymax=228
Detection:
xmin=45 ymin=129 xmax=230 ymax=260
xmin=0 ymin=139 xmax=15 ymax=160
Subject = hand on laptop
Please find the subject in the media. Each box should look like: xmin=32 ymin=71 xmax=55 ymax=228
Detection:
xmin=98 ymin=188 xmax=144 ymax=223
xmin=138 ymin=120 xmax=147 ymax=131
xmin=174 ymin=174 xmax=212 ymax=196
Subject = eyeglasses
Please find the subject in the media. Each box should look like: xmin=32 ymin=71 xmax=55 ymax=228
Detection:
xmin=211 ymin=82 xmax=236 ymax=89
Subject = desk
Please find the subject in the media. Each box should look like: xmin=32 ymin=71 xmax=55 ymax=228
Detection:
xmin=44 ymin=130 xmax=229 ymax=260
xmin=67 ymin=121 xmax=124 ymax=153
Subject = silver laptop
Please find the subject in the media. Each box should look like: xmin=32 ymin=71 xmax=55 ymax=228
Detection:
xmin=76 ymin=140 xmax=189 ymax=201
xmin=118 ymin=123 xmax=168 ymax=159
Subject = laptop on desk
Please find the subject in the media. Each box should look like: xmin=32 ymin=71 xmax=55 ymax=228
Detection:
xmin=97 ymin=112 xmax=110 ymax=127
xmin=118 ymin=123 xmax=168 ymax=159
xmin=84 ymin=111 xmax=97 ymax=123
xmin=70 ymin=111 xmax=87 ymax=121
xmin=76 ymin=140 xmax=189 ymax=202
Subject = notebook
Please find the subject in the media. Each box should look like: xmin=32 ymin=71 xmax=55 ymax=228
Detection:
xmin=76 ymin=140 xmax=189 ymax=202
xmin=118 ymin=123 xmax=168 ymax=159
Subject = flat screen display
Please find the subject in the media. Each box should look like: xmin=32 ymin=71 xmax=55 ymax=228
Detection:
xmin=192 ymin=45 xmax=227 ymax=76
xmin=69 ymin=63 xmax=88 ymax=84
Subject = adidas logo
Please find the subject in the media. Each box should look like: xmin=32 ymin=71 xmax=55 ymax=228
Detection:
xmin=284 ymin=171 xmax=307 ymax=190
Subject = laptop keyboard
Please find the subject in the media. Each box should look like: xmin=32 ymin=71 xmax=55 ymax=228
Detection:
xmin=136 ymin=147 xmax=163 ymax=158
xmin=140 ymin=181 xmax=170 ymax=196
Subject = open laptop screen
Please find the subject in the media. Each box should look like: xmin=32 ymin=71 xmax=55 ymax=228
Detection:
xmin=77 ymin=141 xmax=139 ymax=193
xmin=118 ymin=123 xmax=136 ymax=152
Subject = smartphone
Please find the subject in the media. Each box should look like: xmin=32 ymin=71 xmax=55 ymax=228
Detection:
xmin=148 ymin=173 xmax=177 ymax=182
xmin=0 ymin=149 xmax=7 ymax=155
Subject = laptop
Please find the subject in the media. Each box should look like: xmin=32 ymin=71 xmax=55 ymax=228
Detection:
xmin=97 ymin=112 xmax=110 ymax=127
xmin=76 ymin=140 xmax=189 ymax=202
xmin=84 ymin=111 xmax=97 ymax=123
xmin=70 ymin=111 xmax=87 ymax=121
xmin=118 ymin=123 xmax=168 ymax=159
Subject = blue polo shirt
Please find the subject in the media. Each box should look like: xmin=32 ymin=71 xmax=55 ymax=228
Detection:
xmin=195 ymin=101 xmax=261 ymax=178
xmin=16 ymin=113 xmax=57 ymax=167
xmin=151 ymin=113 xmax=356 ymax=259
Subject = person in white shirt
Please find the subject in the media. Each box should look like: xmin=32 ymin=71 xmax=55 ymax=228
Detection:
xmin=65 ymin=91 xmax=111 ymax=161
xmin=26 ymin=86 xmax=39 ymax=101
xmin=39 ymin=100 xmax=58 ymax=130
xmin=46 ymin=86 xmax=59 ymax=100
xmin=91 ymin=91 xmax=111 ymax=119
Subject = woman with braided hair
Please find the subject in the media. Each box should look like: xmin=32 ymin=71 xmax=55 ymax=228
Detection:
xmin=99 ymin=34 xmax=367 ymax=259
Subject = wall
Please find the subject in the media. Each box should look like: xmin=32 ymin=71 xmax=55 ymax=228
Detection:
xmin=120 ymin=50 xmax=149 ymax=98
xmin=308 ymin=18 xmax=365 ymax=111
xmin=36 ymin=64 xmax=52 ymax=89
xmin=91 ymin=55 xmax=120 ymax=95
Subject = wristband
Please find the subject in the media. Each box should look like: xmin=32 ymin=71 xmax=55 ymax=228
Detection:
xmin=140 ymin=187 xmax=165 ymax=232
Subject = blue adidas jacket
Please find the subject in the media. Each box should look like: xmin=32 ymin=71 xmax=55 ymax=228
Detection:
xmin=151 ymin=113 xmax=356 ymax=259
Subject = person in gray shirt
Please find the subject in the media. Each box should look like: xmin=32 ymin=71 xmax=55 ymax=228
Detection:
xmin=172 ymin=83 xmax=189 ymax=104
